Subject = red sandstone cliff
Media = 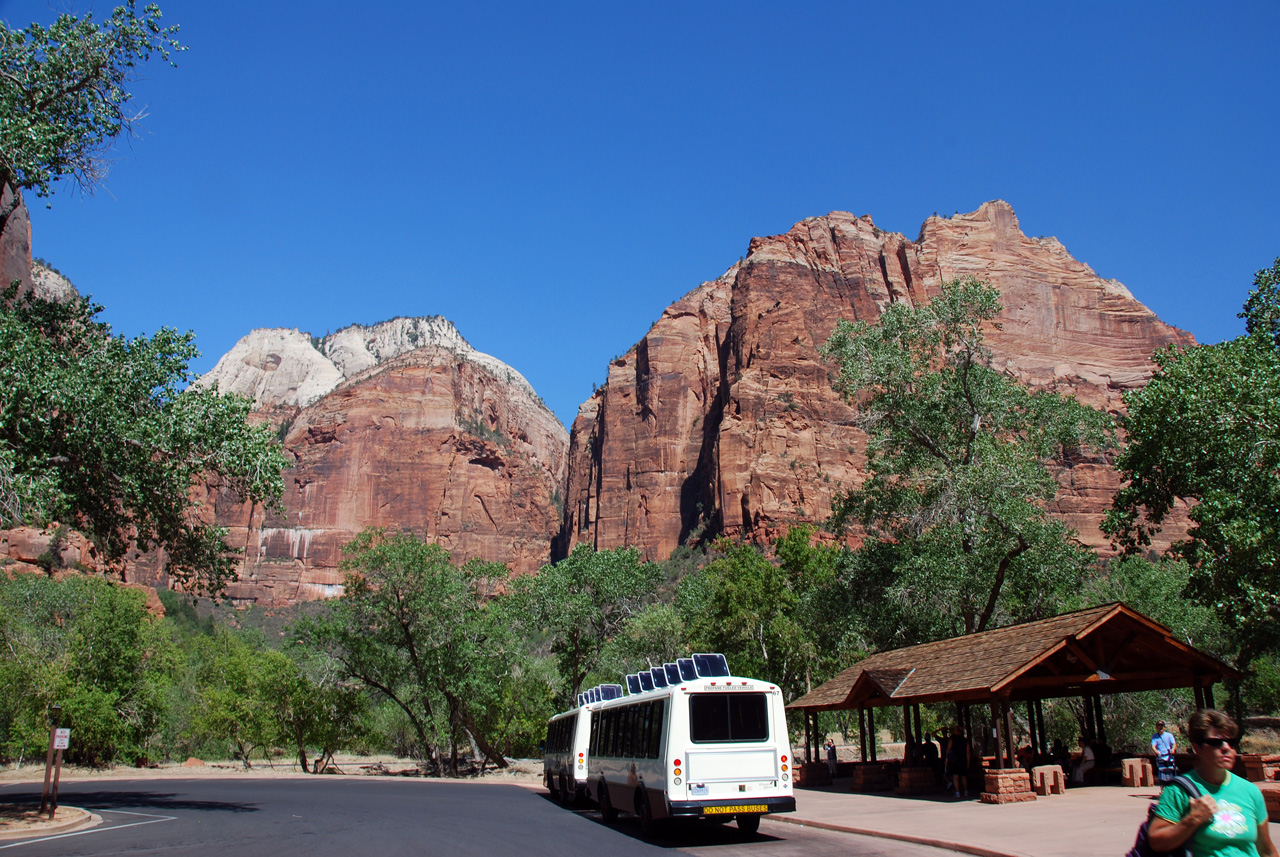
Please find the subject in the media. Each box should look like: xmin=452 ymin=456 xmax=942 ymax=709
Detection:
xmin=558 ymin=201 xmax=1194 ymax=562
xmin=144 ymin=320 xmax=571 ymax=604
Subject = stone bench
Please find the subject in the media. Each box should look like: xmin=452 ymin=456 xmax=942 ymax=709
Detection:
xmin=1258 ymin=782 xmax=1280 ymax=822
xmin=1122 ymin=757 xmax=1155 ymax=788
xmin=1031 ymin=764 xmax=1066 ymax=796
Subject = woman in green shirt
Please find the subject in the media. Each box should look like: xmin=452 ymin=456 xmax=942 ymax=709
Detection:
xmin=1149 ymin=709 xmax=1277 ymax=857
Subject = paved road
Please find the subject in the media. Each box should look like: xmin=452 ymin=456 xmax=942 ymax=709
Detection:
xmin=0 ymin=778 xmax=953 ymax=856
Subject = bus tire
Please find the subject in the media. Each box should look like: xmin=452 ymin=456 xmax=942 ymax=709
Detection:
xmin=548 ymin=774 xmax=560 ymax=801
xmin=559 ymin=774 xmax=572 ymax=806
xmin=737 ymin=815 xmax=760 ymax=835
xmin=635 ymin=789 xmax=657 ymax=839
xmin=598 ymin=782 xmax=618 ymax=823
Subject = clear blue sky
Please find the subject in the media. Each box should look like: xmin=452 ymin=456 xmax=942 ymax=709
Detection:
xmin=5 ymin=0 xmax=1278 ymax=428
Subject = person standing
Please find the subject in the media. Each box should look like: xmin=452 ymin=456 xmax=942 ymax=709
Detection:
xmin=1148 ymin=709 xmax=1276 ymax=857
xmin=825 ymin=738 xmax=838 ymax=777
xmin=945 ymin=726 xmax=971 ymax=798
xmin=1153 ymin=719 xmax=1178 ymax=783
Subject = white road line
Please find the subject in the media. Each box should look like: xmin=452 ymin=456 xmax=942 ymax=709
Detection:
xmin=0 ymin=809 xmax=176 ymax=850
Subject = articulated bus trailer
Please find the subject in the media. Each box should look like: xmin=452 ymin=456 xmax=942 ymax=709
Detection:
xmin=576 ymin=655 xmax=796 ymax=836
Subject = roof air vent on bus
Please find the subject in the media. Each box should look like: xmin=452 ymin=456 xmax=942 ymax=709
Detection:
xmin=692 ymin=652 xmax=731 ymax=677
xmin=677 ymin=658 xmax=697 ymax=682
xmin=602 ymin=684 xmax=623 ymax=700
xmin=639 ymin=671 xmax=655 ymax=692
xmin=650 ymin=667 xmax=668 ymax=688
xmin=664 ymin=663 xmax=681 ymax=684
xmin=626 ymin=674 xmax=642 ymax=694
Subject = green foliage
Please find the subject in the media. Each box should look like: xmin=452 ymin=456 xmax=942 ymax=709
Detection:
xmin=673 ymin=527 xmax=853 ymax=699
xmin=514 ymin=543 xmax=662 ymax=700
xmin=823 ymin=278 xmax=1111 ymax=637
xmin=598 ymin=603 xmax=688 ymax=680
xmin=1106 ymin=259 xmax=1280 ymax=674
xmin=0 ymin=574 xmax=176 ymax=766
xmin=293 ymin=528 xmax=523 ymax=772
xmin=0 ymin=287 xmax=288 ymax=594
xmin=0 ymin=1 xmax=184 ymax=227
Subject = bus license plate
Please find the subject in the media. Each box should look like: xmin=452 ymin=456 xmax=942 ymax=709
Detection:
xmin=704 ymin=805 xmax=766 ymax=815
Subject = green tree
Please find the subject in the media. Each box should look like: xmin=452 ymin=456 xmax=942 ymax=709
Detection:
xmin=0 ymin=287 xmax=288 ymax=593
xmin=294 ymin=529 xmax=519 ymax=773
xmin=672 ymin=527 xmax=849 ymax=698
xmin=0 ymin=1 xmax=184 ymax=232
xmin=0 ymin=574 xmax=176 ymax=766
xmin=189 ymin=630 xmax=276 ymax=767
xmin=515 ymin=544 xmax=662 ymax=700
xmin=1105 ymin=259 xmax=1280 ymax=688
xmin=823 ymin=278 xmax=1111 ymax=639
xmin=677 ymin=539 xmax=811 ymax=698
xmin=256 ymin=649 xmax=369 ymax=774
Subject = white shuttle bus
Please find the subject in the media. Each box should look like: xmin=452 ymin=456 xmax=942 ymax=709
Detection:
xmin=543 ymin=683 xmax=622 ymax=804
xmin=584 ymin=654 xmax=795 ymax=836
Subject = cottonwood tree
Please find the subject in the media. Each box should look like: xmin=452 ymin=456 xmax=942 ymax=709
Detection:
xmin=822 ymin=278 xmax=1111 ymax=641
xmin=295 ymin=529 xmax=519 ymax=773
xmin=1105 ymin=259 xmax=1280 ymax=687
xmin=0 ymin=287 xmax=288 ymax=593
xmin=515 ymin=544 xmax=662 ymax=701
xmin=0 ymin=1 xmax=184 ymax=233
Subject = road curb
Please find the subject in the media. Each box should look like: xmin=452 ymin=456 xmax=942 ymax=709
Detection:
xmin=769 ymin=814 xmax=1028 ymax=857
xmin=0 ymin=806 xmax=101 ymax=841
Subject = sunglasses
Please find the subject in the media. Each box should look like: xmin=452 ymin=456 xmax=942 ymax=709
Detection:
xmin=1196 ymin=737 xmax=1240 ymax=751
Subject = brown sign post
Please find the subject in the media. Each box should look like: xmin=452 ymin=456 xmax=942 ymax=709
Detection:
xmin=38 ymin=705 xmax=65 ymax=819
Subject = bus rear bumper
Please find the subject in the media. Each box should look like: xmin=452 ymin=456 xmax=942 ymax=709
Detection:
xmin=667 ymin=796 xmax=796 ymax=817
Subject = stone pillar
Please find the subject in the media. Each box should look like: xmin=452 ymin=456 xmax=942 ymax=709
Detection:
xmin=980 ymin=768 xmax=1036 ymax=804
xmin=851 ymin=762 xmax=891 ymax=792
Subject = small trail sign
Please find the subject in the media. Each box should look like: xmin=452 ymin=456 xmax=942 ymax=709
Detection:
xmin=53 ymin=729 xmax=70 ymax=750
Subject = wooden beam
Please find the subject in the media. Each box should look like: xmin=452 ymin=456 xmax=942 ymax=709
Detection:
xmin=1065 ymin=638 xmax=1101 ymax=673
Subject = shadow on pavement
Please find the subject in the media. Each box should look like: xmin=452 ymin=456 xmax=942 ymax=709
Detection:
xmin=4 ymin=790 xmax=259 ymax=814
xmin=536 ymin=792 xmax=784 ymax=849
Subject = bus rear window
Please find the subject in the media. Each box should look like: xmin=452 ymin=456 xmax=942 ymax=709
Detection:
xmin=689 ymin=693 xmax=769 ymax=743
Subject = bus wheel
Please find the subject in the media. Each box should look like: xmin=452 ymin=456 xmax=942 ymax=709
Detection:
xmin=598 ymin=782 xmax=619 ymax=823
xmin=737 ymin=815 xmax=761 ymax=835
xmin=548 ymin=775 xmax=560 ymax=802
xmin=636 ymin=790 xmax=658 ymax=839
xmin=559 ymin=774 xmax=572 ymax=807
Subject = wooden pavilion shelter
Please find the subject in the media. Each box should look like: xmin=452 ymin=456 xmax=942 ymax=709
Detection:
xmin=787 ymin=603 xmax=1237 ymax=772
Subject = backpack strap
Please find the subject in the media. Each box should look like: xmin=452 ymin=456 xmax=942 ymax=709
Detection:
xmin=1170 ymin=774 xmax=1203 ymax=800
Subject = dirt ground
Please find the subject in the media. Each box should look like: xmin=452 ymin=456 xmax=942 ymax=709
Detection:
xmin=0 ymin=754 xmax=545 ymax=786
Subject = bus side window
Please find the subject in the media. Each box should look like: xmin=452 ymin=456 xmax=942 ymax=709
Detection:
xmin=638 ymin=703 xmax=651 ymax=758
xmin=605 ymin=709 xmax=618 ymax=757
xmin=590 ymin=711 xmax=600 ymax=755
xmin=649 ymin=699 xmax=664 ymax=758
xmin=626 ymin=706 xmax=639 ymax=758
xmin=620 ymin=705 xmax=634 ymax=758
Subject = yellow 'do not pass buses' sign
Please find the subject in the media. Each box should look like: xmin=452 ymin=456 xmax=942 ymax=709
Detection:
xmin=703 ymin=805 xmax=767 ymax=815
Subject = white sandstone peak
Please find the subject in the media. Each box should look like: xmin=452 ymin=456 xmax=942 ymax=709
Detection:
xmin=199 ymin=316 xmax=541 ymax=410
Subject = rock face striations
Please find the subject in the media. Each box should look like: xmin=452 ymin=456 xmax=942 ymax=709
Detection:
xmin=557 ymin=201 xmax=1193 ymax=563
xmin=184 ymin=318 xmax=569 ymax=604
xmin=13 ymin=199 xmax=1193 ymax=606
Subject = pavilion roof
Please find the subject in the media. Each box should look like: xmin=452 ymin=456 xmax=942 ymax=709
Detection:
xmin=787 ymin=602 xmax=1235 ymax=711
